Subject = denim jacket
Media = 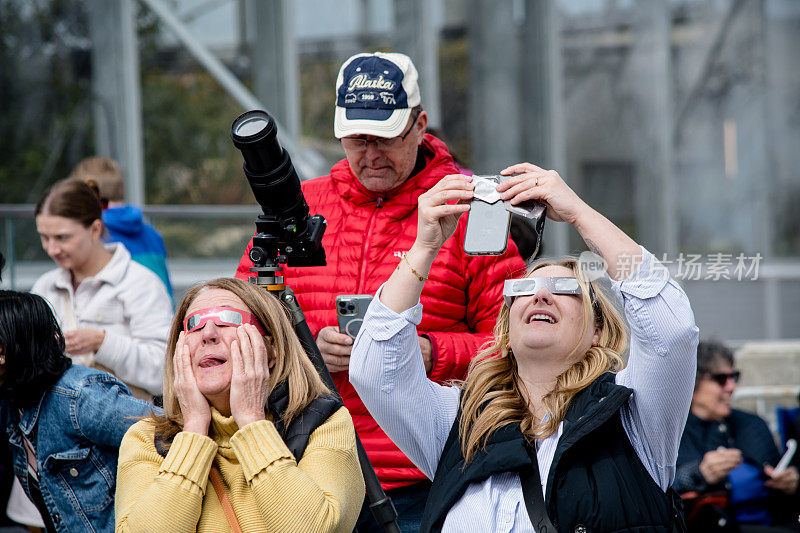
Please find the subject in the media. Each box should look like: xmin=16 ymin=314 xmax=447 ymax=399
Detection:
xmin=1 ymin=365 xmax=154 ymax=532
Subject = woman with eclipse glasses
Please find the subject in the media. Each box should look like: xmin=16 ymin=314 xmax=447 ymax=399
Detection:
xmin=115 ymin=277 xmax=363 ymax=532
xmin=350 ymin=163 xmax=700 ymax=532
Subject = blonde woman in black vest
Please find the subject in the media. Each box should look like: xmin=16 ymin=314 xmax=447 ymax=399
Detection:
xmin=350 ymin=163 xmax=699 ymax=532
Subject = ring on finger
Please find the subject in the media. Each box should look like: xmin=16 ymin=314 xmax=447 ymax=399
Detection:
xmin=535 ymin=175 xmax=540 ymax=187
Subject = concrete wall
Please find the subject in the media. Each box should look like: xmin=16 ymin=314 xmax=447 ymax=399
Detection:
xmin=732 ymin=341 xmax=800 ymax=443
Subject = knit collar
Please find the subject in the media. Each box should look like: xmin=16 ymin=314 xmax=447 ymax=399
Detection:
xmin=209 ymin=407 xmax=238 ymax=445
xmin=208 ymin=407 xmax=276 ymax=460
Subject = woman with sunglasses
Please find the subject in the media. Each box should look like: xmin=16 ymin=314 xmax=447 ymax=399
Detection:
xmin=349 ymin=163 xmax=700 ymax=532
xmin=115 ymin=278 xmax=364 ymax=532
xmin=674 ymin=341 xmax=799 ymax=531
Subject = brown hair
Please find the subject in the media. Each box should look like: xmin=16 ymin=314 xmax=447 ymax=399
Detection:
xmin=69 ymin=156 xmax=125 ymax=202
xmin=458 ymin=257 xmax=627 ymax=462
xmin=149 ymin=278 xmax=330 ymax=446
xmin=34 ymin=178 xmax=103 ymax=227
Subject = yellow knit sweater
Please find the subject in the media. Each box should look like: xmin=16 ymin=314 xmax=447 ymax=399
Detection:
xmin=115 ymin=406 xmax=364 ymax=532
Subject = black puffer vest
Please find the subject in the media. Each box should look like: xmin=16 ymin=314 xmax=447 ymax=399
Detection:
xmin=155 ymin=382 xmax=341 ymax=460
xmin=420 ymin=373 xmax=685 ymax=533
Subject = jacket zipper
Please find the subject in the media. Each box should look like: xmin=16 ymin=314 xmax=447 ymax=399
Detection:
xmin=356 ymin=196 xmax=383 ymax=293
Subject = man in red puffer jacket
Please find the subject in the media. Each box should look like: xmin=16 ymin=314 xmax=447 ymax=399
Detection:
xmin=236 ymin=51 xmax=525 ymax=532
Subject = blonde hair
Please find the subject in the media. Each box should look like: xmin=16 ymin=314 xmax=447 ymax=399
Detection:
xmin=69 ymin=156 xmax=125 ymax=202
xmin=150 ymin=278 xmax=329 ymax=445
xmin=459 ymin=257 xmax=627 ymax=462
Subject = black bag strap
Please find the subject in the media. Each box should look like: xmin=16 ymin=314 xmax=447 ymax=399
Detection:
xmin=520 ymin=442 xmax=558 ymax=533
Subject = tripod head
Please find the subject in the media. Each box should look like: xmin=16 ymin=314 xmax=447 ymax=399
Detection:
xmin=230 ymin=110 xmax=326 ymax=289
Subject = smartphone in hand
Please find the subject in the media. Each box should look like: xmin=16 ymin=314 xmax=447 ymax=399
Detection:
xmin=464 ymin=174 xmax=547 ymax=256
xmin=774 ymin=439 xmax=797 ymax=475
xmin=336 ymin=295 xmax=373 ymax=339
xmin=464 ymin=176 xmax=511 ymax=256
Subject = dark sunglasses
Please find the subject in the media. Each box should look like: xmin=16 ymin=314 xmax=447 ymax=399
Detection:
xmin=707 ymin=371 xmax=740 ymax=386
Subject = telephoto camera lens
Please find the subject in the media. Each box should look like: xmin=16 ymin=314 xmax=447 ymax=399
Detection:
xmin=231 ymin=110 xmax=308 ymax=224
xmin=231 ymin=109 xmax=327 ymax=267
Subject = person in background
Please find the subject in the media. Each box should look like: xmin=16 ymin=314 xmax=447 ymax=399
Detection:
xmin=235 ymin=52 xmax=524 ymax=531
xmin=0 ymin=290 xmax=153 ymax=533
xmin=115 ymin=278 xmax=363 ymax=532
xmin=16 ymin=179 xmax=170 ymax=530
xmin=350 ymin=163 xmax=699 ymax=531
xmin=674 ymin=340 xmax=800 ymax=531
xmin=70 ymin=156 xmax=173 ymax=299
xmin=31 ymin=178 xmax=170 ymax=399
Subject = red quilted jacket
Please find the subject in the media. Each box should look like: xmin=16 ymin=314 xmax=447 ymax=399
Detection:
xmin=236 ymin=134 xmax=525 ymax=489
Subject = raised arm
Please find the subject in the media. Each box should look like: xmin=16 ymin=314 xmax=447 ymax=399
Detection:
xmin=497 ymin=163 xmax=641 ymax=280
xmin=350 ymin=175 xmax=473 ymax=476
xmin=230 ymin=407 xmax=364 ymax=533
xmin=423 ymin=226 xmax=525 ymax=382
xmin=611 ymin=249 xmax=699 ymax=489
xmin=116 ymin=333 xmax=215 ymax=532
xmin=380 ymin=174 xmax=473 ymax=311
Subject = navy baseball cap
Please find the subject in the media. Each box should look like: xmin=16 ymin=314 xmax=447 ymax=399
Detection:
xmin=334 ymin=52 xmax=421 ymax=139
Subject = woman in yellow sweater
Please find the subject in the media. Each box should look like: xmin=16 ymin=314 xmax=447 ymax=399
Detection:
xmin=115 ymin=278 xmax=364 ymax=532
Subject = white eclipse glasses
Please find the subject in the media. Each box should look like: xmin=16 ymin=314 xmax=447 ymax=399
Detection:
xmin=183 ymin=306 xmax=267 ymax=335
xmin=502 ymin=277 xmax=583 ymax=308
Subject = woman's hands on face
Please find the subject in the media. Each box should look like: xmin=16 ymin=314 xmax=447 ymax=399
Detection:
xmin=173 ymin=331 xmax=211 ymax=435
xmin=414 ymin=174 xmax=473 ymax=254
xmin=497 ymin=163 xmax=590 ymax=226
xmin=229 ymin=324 xmax=270 ymax=428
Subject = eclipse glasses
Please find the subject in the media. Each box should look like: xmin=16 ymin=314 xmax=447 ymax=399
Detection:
xmin=502 ymin=277 xmax=582 ymax=308
xmin=183 ymin=306 xmax=267 ymax=336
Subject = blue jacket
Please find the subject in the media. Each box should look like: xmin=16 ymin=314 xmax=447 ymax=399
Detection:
xmin=674 ymin=409 xmax=799 ymax=526
xmin=1 ymin=365 xmax=154 ymax=532
xmin=103 ymin=205 xmax=173 ymax=298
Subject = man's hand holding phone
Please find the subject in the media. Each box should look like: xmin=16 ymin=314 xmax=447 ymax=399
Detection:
xmin=317 ymin=326 xmax=353 ymax=373
xmin=317 ymin=326 xmax=434 ymax=374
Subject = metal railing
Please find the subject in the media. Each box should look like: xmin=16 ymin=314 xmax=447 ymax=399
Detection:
xmin=734 ymin=385 xmax=800 ymax=444
xmin=0 ymin=203 xmax=259 ymax=290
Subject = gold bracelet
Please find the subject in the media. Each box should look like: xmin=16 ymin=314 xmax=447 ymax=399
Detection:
xmin=397 ymin=252 xmax=428 ymax=282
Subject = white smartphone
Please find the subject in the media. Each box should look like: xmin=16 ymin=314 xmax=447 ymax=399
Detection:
xmin=336 ymin=295 xmax=372 ymax=339
xmin=464 ymin=175 xmax=512 ymax=256
xmin=464 ymin=174 xmax=547 ymax=256
xmin=774 ymin=439 xmax=797 ymax=474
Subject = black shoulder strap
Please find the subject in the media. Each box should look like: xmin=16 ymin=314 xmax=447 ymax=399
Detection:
xmin=520 ymin=443 xmax=558 ymax=533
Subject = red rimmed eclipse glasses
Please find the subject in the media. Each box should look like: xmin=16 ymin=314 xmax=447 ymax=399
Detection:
xmin=183 ymin=306 xmax=267 ymax=336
